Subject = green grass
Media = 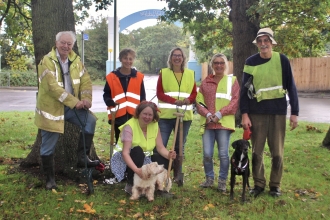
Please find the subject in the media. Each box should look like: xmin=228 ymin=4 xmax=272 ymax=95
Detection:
xmin=1 ymin=111 xmax=330 ymax=219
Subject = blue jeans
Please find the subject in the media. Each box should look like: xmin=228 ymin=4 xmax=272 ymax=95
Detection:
xmin=40 ymin=106 xmax=96 ymax=156
xmin=202 ymin=129 xmax=231 ymax=180
xmin=158 ymin=118 xmax=192 ymax=154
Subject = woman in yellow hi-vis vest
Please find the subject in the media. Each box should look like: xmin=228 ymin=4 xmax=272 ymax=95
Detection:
xmin=196 ymin=54 xmax=240 ymax=192
xmin=110 ymin=101 xmax=176 ymax=198
xmin=156 ymin=47 xmax=197 ymax=182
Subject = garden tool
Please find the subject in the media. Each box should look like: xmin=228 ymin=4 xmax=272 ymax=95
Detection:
xmin=176 ymin=105 xmax=187 ymax=187
xmin=109 ymin=103 xmax=120 ymax=163
xmin=165 ymin=111 xmax=183 ymax=188
xmin=74 ymin=108 xmax=95 ymax=195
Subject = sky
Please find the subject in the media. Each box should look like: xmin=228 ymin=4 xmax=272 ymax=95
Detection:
xmin=77 ymin=0 xmax=168 ymax=32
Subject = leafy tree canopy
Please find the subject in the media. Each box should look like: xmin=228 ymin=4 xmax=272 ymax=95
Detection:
xmin=159 ymin=0 xmax=330 ymax=60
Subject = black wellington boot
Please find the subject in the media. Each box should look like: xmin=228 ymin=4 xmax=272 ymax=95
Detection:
xmin=77 ymin=133 xmax=100 ymax=168
xmin=41 ymin=155 xmax=57 ymax=190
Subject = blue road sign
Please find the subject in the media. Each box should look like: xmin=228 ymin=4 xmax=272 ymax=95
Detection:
xmin=83 ymin=34 xmax=89 ymax=40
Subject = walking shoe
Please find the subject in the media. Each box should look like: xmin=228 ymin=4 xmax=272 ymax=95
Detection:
xmin=217 ymin=178 xmax=227 ymax=192
xmin=124 ymin=183 xmax=132 ymax=195
xmin=249 ymin=186 xmax=264 ymax=197
xmin=200 ymin=177 xmax=214 ymax=188
xmin=269 ymin=187 xmax=282 ymax=197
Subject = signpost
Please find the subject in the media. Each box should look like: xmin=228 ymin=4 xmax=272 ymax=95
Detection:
xmin=82 ymin=32 xmax=89 ymax=65
xmin=108 ymin=48 xmax=113 ymax=72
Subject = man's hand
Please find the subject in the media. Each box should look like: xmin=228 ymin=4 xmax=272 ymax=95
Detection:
xmin=290 ymin=115 xmax=298 ymax=131
xmin=82 ymin=100 xmax=91 ymax=109
xmin=241 ymin=113 xmax=252 ymax=130
xmin=75 ymin=100 xmax=85 ymax=109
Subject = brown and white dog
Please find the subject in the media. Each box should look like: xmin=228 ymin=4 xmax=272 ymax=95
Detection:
xmin=130 ymin=162 xmax=171 ymax=201
xmin=230 ymin=139 xmax=251 ymax=202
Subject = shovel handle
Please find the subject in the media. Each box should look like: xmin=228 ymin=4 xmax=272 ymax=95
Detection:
xmin=167 ymin=114 xmax=181 ymax=178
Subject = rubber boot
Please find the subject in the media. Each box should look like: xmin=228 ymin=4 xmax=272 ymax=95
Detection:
xmin=77 ymin=133 xmax=100 ymax=168
xmin=41 ymin=155 xmax=57 ymax=190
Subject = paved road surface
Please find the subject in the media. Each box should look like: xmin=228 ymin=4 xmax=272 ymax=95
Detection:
xmin=1 ymin=75 xmax=330 ymax=123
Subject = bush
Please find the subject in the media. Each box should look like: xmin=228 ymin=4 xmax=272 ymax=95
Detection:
xmin=0 ymin=70 xmax=38 ymax=87
xmin=86 ymin=67 xmax=106 ymax=81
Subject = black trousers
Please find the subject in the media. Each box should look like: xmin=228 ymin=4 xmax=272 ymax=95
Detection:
xmin=126 ymin=146 xmax=170 ymax=185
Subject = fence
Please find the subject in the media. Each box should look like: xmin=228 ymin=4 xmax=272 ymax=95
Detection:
xmin=201 ymin=57 xmax=330 ymax=92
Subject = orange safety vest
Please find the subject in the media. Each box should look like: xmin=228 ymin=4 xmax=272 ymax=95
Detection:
xmin=106 ymin=71 xmax=144 ymax=120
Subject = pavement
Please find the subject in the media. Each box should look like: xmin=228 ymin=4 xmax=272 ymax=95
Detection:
xmin=1 ymin=75 xmax=330 ymax=123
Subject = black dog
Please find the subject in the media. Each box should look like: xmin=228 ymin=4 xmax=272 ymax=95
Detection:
xmin=230 ymin=139 xmax=251 ymax=202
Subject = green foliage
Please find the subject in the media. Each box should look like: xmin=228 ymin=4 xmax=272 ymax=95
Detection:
xmin=121 ymin=23 xmax=189 ymax=73
xmin=0 ymin=70 xmax=37 ymax=87
xmin=1 ymin=111 xmax=330 ymax=219
xmin=77 ymin=16 xmax=108 ymax=80
xmin=160 ymin=0 xmax=330 ymax=59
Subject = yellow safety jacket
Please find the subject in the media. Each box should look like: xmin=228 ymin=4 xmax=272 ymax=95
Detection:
xmin=158 ymin=68 xmax=195 ymax=121
xmin=116 ymin=118 xmax=158 ymax=156
xmin=35 ymin=47 xmax=92 ymax=133
xmin=243 ymin=52 xmax=286 ymax=102
xmin=197 ymin=75 xmax=236 ymax=134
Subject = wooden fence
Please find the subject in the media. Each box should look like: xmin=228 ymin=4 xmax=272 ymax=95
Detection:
xmin=201 ymin=57 xmax=330 ymax=92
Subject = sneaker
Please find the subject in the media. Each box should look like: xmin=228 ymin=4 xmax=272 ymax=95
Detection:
xmin=269 ymin=187 xmax=282 ymax=197
xmin=217 ymin=178 xmax=227 ymax=192
xmin=200 ymin=177 xmax=214 ymax=188
xmin=124 ymin=183 xmax=132 ymax=195
xmin=249 ymin=186 xmax=264 ymax=197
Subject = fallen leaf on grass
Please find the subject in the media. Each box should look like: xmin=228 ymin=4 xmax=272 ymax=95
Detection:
xmin=77 ymin=203 xmax=96 ymax=214
xmin=203 ymin=203 xmax=215 ymax=210
xmin=119 ymin=200 xmax=126 ymax=204
xmin=132 ymin=212 xmax=142 ymax=218
xmin=52 ymin=189 xmax=57 ymax=194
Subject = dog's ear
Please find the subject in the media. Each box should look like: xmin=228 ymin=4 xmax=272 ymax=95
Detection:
xmin=232 ymin=140 xmax=238 ymax=149
xmin=142 ymin=164 xmax=151 ymax=179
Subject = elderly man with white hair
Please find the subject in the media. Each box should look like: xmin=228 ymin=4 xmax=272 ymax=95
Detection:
xmin=35 ymin=31 xmax=100 ymax=190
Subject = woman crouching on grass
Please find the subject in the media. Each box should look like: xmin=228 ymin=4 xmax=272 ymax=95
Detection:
xmin=110 ymin=101 xmax=176 ymax=197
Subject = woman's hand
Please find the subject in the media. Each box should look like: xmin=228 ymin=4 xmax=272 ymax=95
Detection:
xmin=175 ymin=100 xmax=183 ymax=106
xmin=135 ymin=167 xmax=146 ymax=179
xmin=168 ymin=150 xmax=176 ymax=159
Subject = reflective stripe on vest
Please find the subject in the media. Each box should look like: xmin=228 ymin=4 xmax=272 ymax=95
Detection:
xmin=243 ymin=52 xmax=285 ymax=102
xmin=158 ymin=68 xmax=195 ymax=120
xmin=106 ymin=72 xmax=143 ymax=119
xmin=117 ymin=118 xmax=158 ymax=156
xmin=199 ymin=75 xmax=236 ymax=134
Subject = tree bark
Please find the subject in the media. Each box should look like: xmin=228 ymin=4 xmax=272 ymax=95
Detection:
xmin=21 ymin=0 xmax=100 ymax=178
xmin=322 ymin=127 xmax=330 ymax=148
xmin=230 ymin=0 xmax=260 ymax=126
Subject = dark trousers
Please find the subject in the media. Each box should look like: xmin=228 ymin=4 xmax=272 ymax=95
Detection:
xmin=126 ymin=146 xmax=170 ymax=185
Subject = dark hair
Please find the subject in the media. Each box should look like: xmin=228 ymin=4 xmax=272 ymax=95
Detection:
xmin=119 ymin=48 xmax=136 ymax=61
xmin=134 ymin=101 xmax=160 ymax=122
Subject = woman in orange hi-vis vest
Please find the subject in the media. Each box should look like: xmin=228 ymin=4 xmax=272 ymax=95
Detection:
xmin=103 ymin=48 xmax=146 ymax=145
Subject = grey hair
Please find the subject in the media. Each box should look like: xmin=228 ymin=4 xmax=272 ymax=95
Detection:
xmin=209 ymin=53 xmax=229 ymax=75
xmin=56 ymin=31 xmax=76 ymax=43
xmin=167 ymin=47 xmax=187 ymax=71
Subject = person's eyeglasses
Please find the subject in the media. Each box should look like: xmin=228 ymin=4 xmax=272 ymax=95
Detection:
xmin=213 ymin=61 xmax=225 ymax=66
xmin=172 ymin=54 xmax=183 ymax=58
xmin=257 ymin=38 xmax=271 ymax=44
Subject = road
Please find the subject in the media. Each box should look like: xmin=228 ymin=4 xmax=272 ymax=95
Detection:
xmin=1 ymin=75 xmax=330 ymax=123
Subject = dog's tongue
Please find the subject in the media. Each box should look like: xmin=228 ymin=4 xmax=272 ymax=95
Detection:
xmin=243 ymin=127 xmax=252 ymax=140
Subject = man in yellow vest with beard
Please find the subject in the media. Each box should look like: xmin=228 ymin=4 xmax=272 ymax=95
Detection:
xmin=240 ymin=28 xmax=299 ymax=197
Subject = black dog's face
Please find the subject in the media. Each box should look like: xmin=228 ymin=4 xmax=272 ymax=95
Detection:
xmin=232 ymin=139 xmax=251 ymax=154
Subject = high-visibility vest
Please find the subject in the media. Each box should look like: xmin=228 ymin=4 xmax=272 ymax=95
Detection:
xmin=106 ymin=72 xmax=144 ymax=119
xmin=158 ymin=68 xmax=195 ymax=120
xmin=198 ymin=75 xmax=236 ymax=134
xmin=243 ymin=52 xmax=286 ymax=102
xmin=115 ymin=118 xmax=158 ymax=156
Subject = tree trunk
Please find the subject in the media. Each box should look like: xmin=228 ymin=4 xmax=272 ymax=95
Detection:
xmin=322 ymin=127 xmax=330 ymax=148
xmin=230 ymin=0 xmax=260 ymax=126
xmin=21 ymin=0 xmax=100 ymax=179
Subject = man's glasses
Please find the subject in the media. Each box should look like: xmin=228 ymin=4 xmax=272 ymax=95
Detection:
xmin=257 ymin=38 xmax=271 ymax=44
xmin=172 ymin=54 xmax=183 ymax=58
xmin=213 ymin=61 xmax=225 ymax=66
